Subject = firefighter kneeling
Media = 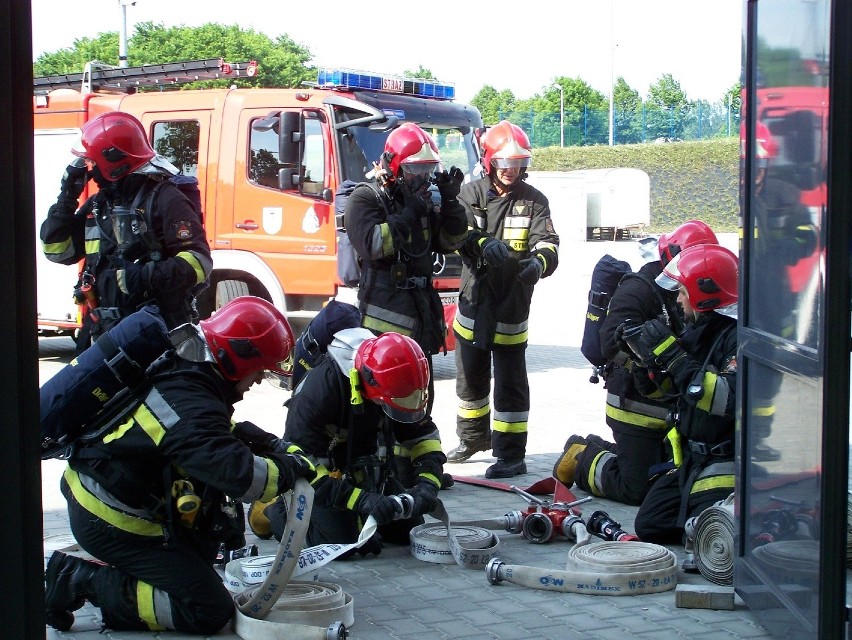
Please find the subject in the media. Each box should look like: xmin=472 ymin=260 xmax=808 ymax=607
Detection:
xmin=251 ymin=329 xmax=445 ymax=556
xmin=44 ymin=297 xmax=316 ymax=634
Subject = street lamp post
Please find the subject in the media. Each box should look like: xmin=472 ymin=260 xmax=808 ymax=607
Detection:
xmin=118 ymin=1 xmax=136 ymax=68
xmin=551 ymin=84 xmax=564 ymax=147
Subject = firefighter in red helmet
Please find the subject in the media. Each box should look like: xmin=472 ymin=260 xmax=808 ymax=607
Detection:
xmin=742 ymin=119 xmax=818 ymax=462
xmin=257 ymin=329 xmax=442 ymax=556
xmin=343 ymin=122 xmax=464 ymax=484
xmin=40 ymin=111 xmax=212 ymax=354
xmin=616 ymin=244 xmax=739 ymax=543
xmin=554 ymin=220 xmax=718 ymax=506
xmin=447 ymin=120 xmax=560 ymax=479
xmin=45 ymin=297 xmax=315 ymax=634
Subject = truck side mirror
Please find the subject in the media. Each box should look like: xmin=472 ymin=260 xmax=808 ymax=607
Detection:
xmin=278 ymin=111 xmax=301 ymax=168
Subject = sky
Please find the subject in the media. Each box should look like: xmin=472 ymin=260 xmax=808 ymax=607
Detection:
xmin=31 ymin=0 xmax=743 ymax=105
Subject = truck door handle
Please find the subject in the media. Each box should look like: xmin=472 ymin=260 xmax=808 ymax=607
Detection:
xmin=235 ymin=221 xmax=259 ymax=230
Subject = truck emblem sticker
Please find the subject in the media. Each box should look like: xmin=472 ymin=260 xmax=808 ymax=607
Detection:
xmin=302 ymin=207 xmax=320 ymax=234
xmin=262 ymin=207 xmax=283 ymax=235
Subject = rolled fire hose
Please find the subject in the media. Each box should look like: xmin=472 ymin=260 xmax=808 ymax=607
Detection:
xmin=485 ymin=521 xmax=678 ymax=596
xmin=687 ymin=493 xmax=735 ymax=585
xmin=409 ymin=499 xmax=502 ymax=569
xmin=231 ymin=479 xmax=357 ymax=640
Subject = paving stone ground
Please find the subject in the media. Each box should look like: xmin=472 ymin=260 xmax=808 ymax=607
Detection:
xmin=40 ymin=233 xmax=773 ymax=639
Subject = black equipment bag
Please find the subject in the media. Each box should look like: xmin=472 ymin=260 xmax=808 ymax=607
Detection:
xmin=581 ymin=254 xmax=632 ymax=367
xmin=40 ymin=305 xmax=172 ymax=458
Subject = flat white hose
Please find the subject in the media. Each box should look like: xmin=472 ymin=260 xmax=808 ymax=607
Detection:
xmin=231 ymin=479 xmax=356 ymax=640
xmin=486 ymin=520 xmax=677 ymax=596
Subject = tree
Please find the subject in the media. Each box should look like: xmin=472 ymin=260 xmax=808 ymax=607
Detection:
xmin=534 ymin=77 xmax=606 ymax=146
xmin=404 ymin=66 xmax=437 ymax=79
xmin=612 ymin=76 xmax=643 ymax=144
xmin=470 ymin=85 xmax=517 ymax=126
xmin=33 ymin=22 xmax=315 ymax=90
xmin=645 ymin=73 xmax=692 ymax=141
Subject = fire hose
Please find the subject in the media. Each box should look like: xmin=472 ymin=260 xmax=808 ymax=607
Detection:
xmin=230 ymin=479 xmax=356 ymax=640
xmin=683 ymin=493 xmax=735 ymax=585
xmin=485 ymin=518 xmax=678 ymax=596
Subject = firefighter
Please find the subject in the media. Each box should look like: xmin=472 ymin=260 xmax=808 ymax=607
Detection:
xmin=553 ymin=220 xmax=718 ymax=505
xmin=41 ymin=111 xmax=212 ymax=354
xmin=343 ymin=122 xmax=467 ymax=479
xmin=255 ymin=330 xmax=443 ymax=554
xmin=621 ymin=244 xmax=739 ymax=543
xmin=745 ymin=121 xmax=818 ymax=460
xmin=446 ymin=121 xmax=560 ymax=478
xmin=44 ymin=296 xmax=316 ymax=634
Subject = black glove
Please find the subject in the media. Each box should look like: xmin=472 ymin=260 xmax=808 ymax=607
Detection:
xmin=480 ymin=237 xmax=509 ymax=268
xmin=268 ymin=450 xmax=317 ymax=493
xmin=58 ymin=159 xmax=88 ymax=203
xmin=614 ymin=321 xmax=640 ymax=357
xmin=517 ymin=256 xmax=543 ymax=286
xmin=634 ymin=318 xmax=687 ymax=372
xmin=356 ymin=491 xmax=402 ymax=526
xmin=792 ymin=224 xmax=817 ymax=260
xmin=433 ymin=166 xmax=464 ymax=202
xmin=233 ymin=421 xmax=279 ymax=451
xmin=409 ymin=481 xmax=439 ymax=517
xmin=116 ymin=259 xmax=149 ymax=295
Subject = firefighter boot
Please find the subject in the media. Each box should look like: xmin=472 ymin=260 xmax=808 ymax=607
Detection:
xmin=553 ymin=435 xmax=588 ymax=487
xmin=485 ymin=458 xmax=527 ymax=479
xmin=44 ymin=551 xmax=102 ymax=632
xmin=446 ymin=436 xmax=491 ymax=463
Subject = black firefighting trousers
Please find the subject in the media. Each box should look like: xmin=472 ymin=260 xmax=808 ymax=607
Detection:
xmin=454 ymin=340 xmax=529 ymax=461
xmin=62 ymin=477 xmax=233 ymax=634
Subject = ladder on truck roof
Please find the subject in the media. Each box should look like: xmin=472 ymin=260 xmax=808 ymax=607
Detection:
xmin=33 ymin=58 xmax=258 ymax=95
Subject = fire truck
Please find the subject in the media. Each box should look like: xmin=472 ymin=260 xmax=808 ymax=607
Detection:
xmin=33 ymin=59 xmax=481 ymax=341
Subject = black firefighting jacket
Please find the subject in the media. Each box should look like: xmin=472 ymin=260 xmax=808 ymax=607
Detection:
xmin=41 ymin=173 xmax=212 ymax=329
xmin=284 ymin=356 xmax=445 ymax=511
xmin=344 ymin=184 xmax=467 ymax=355
xmin=600 ymin=260 xmax=682 ymax=410
xmin=669 ymin=311 xmax=737 ymax=456
xmin=64 ymin=356 xmax=298 ymax=547
xmin=454 ymin=177 xmax=560 ymax=349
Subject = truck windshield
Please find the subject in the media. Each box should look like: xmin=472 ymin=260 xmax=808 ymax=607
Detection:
xmin=335 ymin=122 xmax=480 ymax=184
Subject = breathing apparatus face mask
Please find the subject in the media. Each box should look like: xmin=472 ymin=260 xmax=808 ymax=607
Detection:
xmin=399 ymin=162 xmax=439 ymax=195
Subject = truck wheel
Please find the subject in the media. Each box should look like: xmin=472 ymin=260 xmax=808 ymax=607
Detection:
xmin=215 ymin=279 xmax=250 ymax=310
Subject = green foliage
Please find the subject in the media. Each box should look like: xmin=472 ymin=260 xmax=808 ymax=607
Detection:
xmin=404 ymin=66 xmax=438 ymax=79
xmin=471 ymin=86 xmax=517 ymax=125
xmin=645 ymin=73 xmax=693 ymax=140
xmin=531 ymin=138 xmax=740 ymax=232
xmin=33 ymin=22 xmax=315 ymax=90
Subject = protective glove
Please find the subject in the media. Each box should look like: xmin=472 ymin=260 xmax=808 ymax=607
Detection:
xmin=409 ymin=481 xmax=439 ymax=518
xmin=517 ymin=256 xmax=544 ymax=286
xmin=792 ymin=224 xmax=817 ymax=260
xmin=233 ymin=421 xmax=279 ymax=451
xmin=116 ymin=260 xmax=149 ymax=295
xmin=268 ymin=450 xmax=317 ymax=493
xmin=480 ymin=237 xmax=509 ymax=268
xmin=356 ymin=491 xmax=402 ymax=526
xmin=433 ymin=166 xmax=464 ymax=202
xmin=614 ymin=321 xmax=642 ymax=357
xmin=58 ymin=158 xmax=88 ymax=203
xmin=634 ymin=318 xmax=688 ymax=373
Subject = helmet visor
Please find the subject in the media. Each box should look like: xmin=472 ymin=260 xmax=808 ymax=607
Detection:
xmin=381 ymin=387 xmax=428 ymax=423
xmin=401 ymin=162 xmax=439 ymax=192
xmin=655 ymin=252 xmax=684 ymax=291
xmin=491 ymin=157 xmax=531 ymax=170
xmin=264 ymin=350 xmax=294 ymax=388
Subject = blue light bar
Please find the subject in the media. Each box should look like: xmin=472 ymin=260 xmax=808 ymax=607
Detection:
xmin=316 ymin=68 xmax=456 ymax=101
